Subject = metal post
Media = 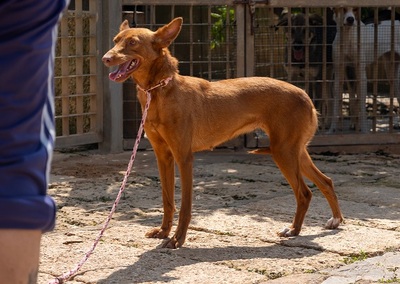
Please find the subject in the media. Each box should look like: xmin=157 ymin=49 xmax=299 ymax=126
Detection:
xmin=99 ymin=0 xmax=124 ymax=152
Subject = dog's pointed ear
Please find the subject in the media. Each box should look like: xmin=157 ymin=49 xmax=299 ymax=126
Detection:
xmin=154 ymin=17 xmax=183 ymax=48
xmin=120 ymin=20 xmax=130 ymax=31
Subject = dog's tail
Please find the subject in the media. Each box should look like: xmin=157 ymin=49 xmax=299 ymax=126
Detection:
xmin=248 ymin=147 xmax=271 ymax=155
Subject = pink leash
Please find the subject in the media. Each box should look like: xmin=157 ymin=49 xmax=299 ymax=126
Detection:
xmin=49 ymin=77 xmax=172 ymax=284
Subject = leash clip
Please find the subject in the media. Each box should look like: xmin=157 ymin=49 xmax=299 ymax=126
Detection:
xmin=159 ymin=76 xmax=173 ymax=88
xmin=138 ymin=76 xmax=173 ymax=93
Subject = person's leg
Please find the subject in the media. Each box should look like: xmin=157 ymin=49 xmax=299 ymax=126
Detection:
xmin=0 ymin=0 xmax=69 ymax=283
xmin=0 ymin=230 xmax=41 ymax=284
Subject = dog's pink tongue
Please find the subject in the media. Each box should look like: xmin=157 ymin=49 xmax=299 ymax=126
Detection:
xmin=109 ymin=61 xmax=131 ymax=81
xmin=293 ymin=50 xmax=304 ymax=61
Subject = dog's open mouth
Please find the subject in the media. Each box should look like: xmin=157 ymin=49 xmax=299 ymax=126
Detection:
xmin=109 ymin=59 xmax=140 ymax=82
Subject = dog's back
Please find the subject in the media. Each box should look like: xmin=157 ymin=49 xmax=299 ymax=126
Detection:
xmin=362 ymin=21 xmax=400 ymax=58
xmin=165 ymin=75 xmax=318 ymax=152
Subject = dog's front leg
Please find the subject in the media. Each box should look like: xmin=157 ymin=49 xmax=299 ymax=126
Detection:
xmin=162 ymin=152 xmax=193 ymax=249
xmin=145 ymin=141 xmax=176 ymax=240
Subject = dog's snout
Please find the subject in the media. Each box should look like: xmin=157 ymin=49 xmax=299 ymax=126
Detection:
xmin=293 ymin=45 xmax=303 ymax=51
xmin=102 ymin=54 xmax=112 ymax=63
xmin=346 ymin=16 xmax=355 ymax=25
xmin=293 ymin=41 xmax=304 ymax=51
xmin=102 ymin=52 xmax=115 ymax=66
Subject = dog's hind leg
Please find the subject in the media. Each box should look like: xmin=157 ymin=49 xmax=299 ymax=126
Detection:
xmin=299 ymin=149 xmax=343 ymax=229
xmin=271 ymin=145 xmax=313 ymax=237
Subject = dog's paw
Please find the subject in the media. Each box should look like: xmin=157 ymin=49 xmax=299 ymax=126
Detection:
xmin=325 ymin=217 xmax=343 ymax=229
xmin=145 ymin=227 xmax=170 ymax=239
xmin=277 ymin=227 xmax=298 ymax=237
xmin=161 ymin=236 xmax=183 ymax=249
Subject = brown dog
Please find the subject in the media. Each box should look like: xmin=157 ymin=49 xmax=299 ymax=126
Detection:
xmin=102 ymin=17 xmax=343 ymax=249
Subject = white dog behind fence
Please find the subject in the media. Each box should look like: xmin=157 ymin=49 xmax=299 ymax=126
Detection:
xmin=331 ymin=7 xmax=400 ymax=133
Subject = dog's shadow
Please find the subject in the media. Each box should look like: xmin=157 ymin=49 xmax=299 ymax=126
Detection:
xmin=96 ymin=229 xmax=339 ymax=283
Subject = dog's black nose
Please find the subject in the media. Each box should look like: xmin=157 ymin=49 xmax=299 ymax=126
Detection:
xmin=346 ymin=17 xmax=355 ymax=25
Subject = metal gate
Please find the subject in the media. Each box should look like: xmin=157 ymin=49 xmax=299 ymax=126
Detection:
xmin=107 ymin=0 xmax=400 ymax=153
xmin=247 ymin=1 xmax=400 ymax=153
xmin=120 ymin=1 xmax=242 ymax=150
xmin=55 ymin=0 xmax=400 ymax=152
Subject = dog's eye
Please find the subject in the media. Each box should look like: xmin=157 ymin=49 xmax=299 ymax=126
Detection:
xmin=129 ymin=39 xmax=136 ymax=46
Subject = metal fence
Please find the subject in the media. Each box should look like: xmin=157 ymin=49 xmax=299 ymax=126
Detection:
xmin=55 ymin=0 xmax=400 ymax=153
xmin=121 ymin=4 xmax=238 ymax=147
xmin=247 ymin=3 xmax=400 ymax=152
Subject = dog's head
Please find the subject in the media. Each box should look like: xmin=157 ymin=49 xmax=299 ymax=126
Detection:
xmin=102 ymin=17 xmax=182 ymax=83
xmin=333 ymin=7 xmax=359 ymax=27
xmin=277 ymin=13 xmax=322 ymax=62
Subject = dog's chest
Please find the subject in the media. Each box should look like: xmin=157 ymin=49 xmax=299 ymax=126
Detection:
xmin=342 ymin=29 xmax=358 ymax=57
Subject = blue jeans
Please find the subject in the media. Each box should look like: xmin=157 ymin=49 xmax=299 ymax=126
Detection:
xmin=0 ymin=0 xmax=69 ymax=232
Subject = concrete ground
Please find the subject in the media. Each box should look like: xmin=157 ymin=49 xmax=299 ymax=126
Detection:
xmin=40 ymin=149 xmax=400 ymax=283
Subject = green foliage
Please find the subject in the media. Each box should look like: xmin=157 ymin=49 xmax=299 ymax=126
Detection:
xmin=342 ymin=250 xmax=369 ymax=264
xmin=378 ymin=277 xmax=400 ymax=283
xmin=210 ymin=6 xmax=235 ymax=49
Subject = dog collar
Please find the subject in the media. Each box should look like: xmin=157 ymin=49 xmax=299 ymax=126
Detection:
xmin=137 ymin=76 xmax=173 ymax=93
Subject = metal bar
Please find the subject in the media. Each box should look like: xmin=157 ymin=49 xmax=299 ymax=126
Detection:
xmin=267 ymin=6 xmax=274 ymax=78
xmin=389 ymin=7 xmax=396 ymax=132
xmin=225 ymin=6 xmax=230 ymax=78
xmin=250 ymin=132 xmax=400 ymax=149
xmin=321 ymin=7 xmax=328 ymax=128
xmin=311 ymin=133 xmax=400 ymax=146
xmin=123 ymin=0 xmax=232 ymax=4
xmin=124 ymin=0 xmax=399 ymax=6
xmin=287 ymin=8 xmax=292 ymax=82
xmin=304 ymin=8 xmax=310 ymax=97
xmin=338 ymin=7 xmax=344 ymax=131
xmin=245 ymin=4 xmax=254 ymax=76
xmin=356 ymin=6 xmax=362 ymax=132
xmin=207 ymin=5 xmax=211 ymax=80
xmin=235 ymin=4 xmax=246 ymax=77
xmin=263 ymin=0 xmax=400 ymax=7
xmin=189 ymin=5 xmax=194 ymax=78
xmin=372 ymin=7 xmax=378 ymax=132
